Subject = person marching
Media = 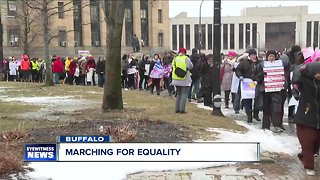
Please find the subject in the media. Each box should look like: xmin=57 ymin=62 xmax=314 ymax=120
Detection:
xmin=292 ymin=61 xmax=320 ymax=176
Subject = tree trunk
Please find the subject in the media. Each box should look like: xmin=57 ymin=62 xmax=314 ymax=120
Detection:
xmin=23 ymin=13 xmax=29 ymax=55
xmin=102 ymin=0 xmax=126 ymax=110
xmin=43 ymin=11 xmax=53 ymax=86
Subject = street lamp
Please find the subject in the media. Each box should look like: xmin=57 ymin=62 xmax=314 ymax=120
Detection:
xmin=247 ymin=29 xmax=260 ymax=51
xmin=199 ymin=0 xmax=205 ymax=53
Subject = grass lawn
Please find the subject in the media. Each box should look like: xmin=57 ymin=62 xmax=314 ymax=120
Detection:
xmin=0 ymin=81 xmax=247 ymax=138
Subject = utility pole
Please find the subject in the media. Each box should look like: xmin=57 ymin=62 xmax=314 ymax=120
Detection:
xmin=199 ymin=0 xmax=204 ymax=53
xmin=211 ymin=0 xmax=224 ymax=116
xmin=0 ymin=12 xmax=4 ymax=81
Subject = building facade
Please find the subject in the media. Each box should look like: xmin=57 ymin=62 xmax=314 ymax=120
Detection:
xmin=1 ymin=0 xmax=169 ymax=58
xmin=170 ymin=6 xmax=320 ymax=55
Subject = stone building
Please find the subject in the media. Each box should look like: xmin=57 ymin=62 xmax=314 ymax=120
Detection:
xmin=1 ymin=0 xmax=169 ymax=58
xmin=170 ymin=6 xmax=320 ymax=54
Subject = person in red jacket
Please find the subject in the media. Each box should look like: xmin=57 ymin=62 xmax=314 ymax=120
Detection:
xmin=20 ymin=54 xmax=31 ymax=82
xmin=68 ymin=58 xmax=77 ymax=85
xmin=86 ymin=56 xmax=96 ymax=85
xmin=52 ymin=56 xmax=64 ymax=84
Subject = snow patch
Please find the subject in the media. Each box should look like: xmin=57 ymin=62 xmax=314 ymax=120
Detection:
xmin=2 ymin=96 xmax=74 ymax=105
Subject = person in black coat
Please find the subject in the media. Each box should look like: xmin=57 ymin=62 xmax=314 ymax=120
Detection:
xmin=292 ymin=62 xmax=320 ymax=176
xmin=188 ymin=48 xmax=201 ymax=101
xmin=96 ymin=56 xmax=105 ymax=87
xmin=255 ymin=51 xmax=290 ymax=132
xmin=236 ymin=48 xmax=260 ymax=123
xmin=138 ymin=55 xmax=149 ymax=90
xmin=200 ymin=54 xmax=214 ymax=107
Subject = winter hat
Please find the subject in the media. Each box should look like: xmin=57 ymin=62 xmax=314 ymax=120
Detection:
xmin=228 ymin=51 xmax=236 ymax=57
xmin=266 ymin=50 xmax=277 ymax=58
xmin=206 ymin=54 xmax=214 ymax=60
xmin=247 ymin=48 xmax=257 ymax=56
xmin=311 ymin=50 xmax=320 ymax=62
xmin=179 ymin=48 xmax=186 ymax=54
xmin=301 ymin=47 xmax=314 ymax=60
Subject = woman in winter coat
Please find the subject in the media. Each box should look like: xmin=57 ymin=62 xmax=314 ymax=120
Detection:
xmin=292 ymin=62 xmax=320 ymax=176
xmin=255 ymin=50 xmax=290 ymax=132
xmin=149 ymin=54 xmax=163 ymax=95
xmin=200 ymin=54 xmax=214 ymax=107
xmin=8 ymin=57 xmax=17 ymax=81
xmin=221 ymin=51 xmax=236 ymax=108
xmin=127 ymin=54 xmax=137 ymax=89
xmin=86 ymin=56 xmax=96 ymax=86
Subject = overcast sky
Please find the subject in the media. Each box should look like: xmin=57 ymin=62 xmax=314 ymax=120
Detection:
xmin=169 ymin=0 xmax=320 ymax=17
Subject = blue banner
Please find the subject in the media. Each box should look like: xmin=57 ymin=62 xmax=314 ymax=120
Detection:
xmin=24 ymin=144 xmax=57 ymax=162
xmin=58 ymin=136 xmax=111 ymax=143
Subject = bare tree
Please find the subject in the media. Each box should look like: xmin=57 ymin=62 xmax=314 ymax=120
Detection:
xmin=13 ymin=0 xmax=41 ymax=55
xmin=25 ymin=0 xmax=88 ymax=86
xmin=101 ymin=0 xmax=126 ymax=110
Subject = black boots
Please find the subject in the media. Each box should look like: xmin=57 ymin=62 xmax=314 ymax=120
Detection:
xmin=246 ymin=111 xmax=253 ymax=123
xmin=253 ymin=110 xmax=261 ymax=121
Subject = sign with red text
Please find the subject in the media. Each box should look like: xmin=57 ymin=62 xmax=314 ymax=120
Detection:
xmin=263 ymin=60 xmax=285 ymax=92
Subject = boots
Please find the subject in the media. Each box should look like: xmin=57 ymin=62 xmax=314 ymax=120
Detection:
xmin=246 ymin=111 xmax=253 ymax=123
xmin=253 ymin=110 xmax=261 ymax=121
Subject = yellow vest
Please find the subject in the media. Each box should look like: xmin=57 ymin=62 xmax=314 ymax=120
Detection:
xmin=172 ymin=55 xmax=187 ymax=80
xmin=31 ymin=61 xmax=39 ymax=70
xmin=65 ymin=59 xmax=71 ymax=71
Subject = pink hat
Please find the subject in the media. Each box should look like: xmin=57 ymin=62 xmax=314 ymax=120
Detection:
xmin=228 ymin=51 xmax=236 ymax=57
xmin=311 ymin=50 xmax=320 ymax=62
xmin=301 ymin=47 xmax=314 ymax=60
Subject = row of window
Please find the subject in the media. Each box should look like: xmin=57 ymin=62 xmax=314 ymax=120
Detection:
xmin=171 ymin=23 xmax=258 ymax=51
xmin=6 ymin=0 xmax=164 ymax=48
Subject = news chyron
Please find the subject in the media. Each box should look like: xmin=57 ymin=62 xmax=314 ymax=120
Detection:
xmin=24 ymin=135 xmax=111 ymax=162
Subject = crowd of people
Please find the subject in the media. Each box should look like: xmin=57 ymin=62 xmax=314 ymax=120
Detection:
xmin=1 ymin=45 xmax=320 ymax=176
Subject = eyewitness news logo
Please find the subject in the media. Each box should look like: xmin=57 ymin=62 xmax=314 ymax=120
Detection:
xmin=24 ymin=144 xmax=57 ymax=162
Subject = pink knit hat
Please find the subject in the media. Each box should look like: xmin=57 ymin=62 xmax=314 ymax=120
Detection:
xmin=228 ymin=51 xmax=236 ymax=57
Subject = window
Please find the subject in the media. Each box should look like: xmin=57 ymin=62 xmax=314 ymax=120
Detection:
xmin=252 ymin=23 xmax=257 ymax=49
xmin=73 ymin=0 xmax=83 ymax=46
xmin=124 ymin=0 xmax=133 ymax=46
xmin=58 ymin=2 xmax=64 ymax=19
xmin=245 ymin=23 xmax=250 ymax=48
xmin=313 ymin=21 xmax=319 ymax=48
xmin=90 ymin=0 xmax=100 ymax=46
xmin=186 ymin=25 xmax=190 ymax=50
xmin=8 ymin=28 xmax=19 ymax=46
xmin=201 ymin=24 xmax=206 ymax=49
xmin=158 ymin=32 xmax=163 ymax=47
xmin=230 ymin=24 xmax=235 ymax=49
xmin=306 ymin=21 xmax=312 ymax=47
xmin=208 ymin=24 xmax=212 ymax=50
xmin=172 ymin=25 xmax=177 ymax=50
xmin=179 ymin=25 xmax=184 ymax=48
xmin=140 ymin=0 xmax=149 ymax=47
xmin=223 ymin=24 xmax=228 ymax=50
xmin=194 ymin=24 xmax=199 ymax=49
xmin=7 ymin=0 xmax=17 ymax=16
xmin=239 ymin=24 xmax=244 ymax=49
xmin=158 ymin=9 xmax=163 ymax=23
xmin=59 ymin=30 xmax=67 ymax=47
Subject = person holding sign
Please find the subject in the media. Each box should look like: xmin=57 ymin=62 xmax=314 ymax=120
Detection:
xmin=236 ymin=48 xmax=260 ymax=123
xmin=255 ymin=50 xmax=290 ymax=133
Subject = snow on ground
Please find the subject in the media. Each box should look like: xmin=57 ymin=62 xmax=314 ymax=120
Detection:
xmin=2 ymin=96 xmax=75 ymax=105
